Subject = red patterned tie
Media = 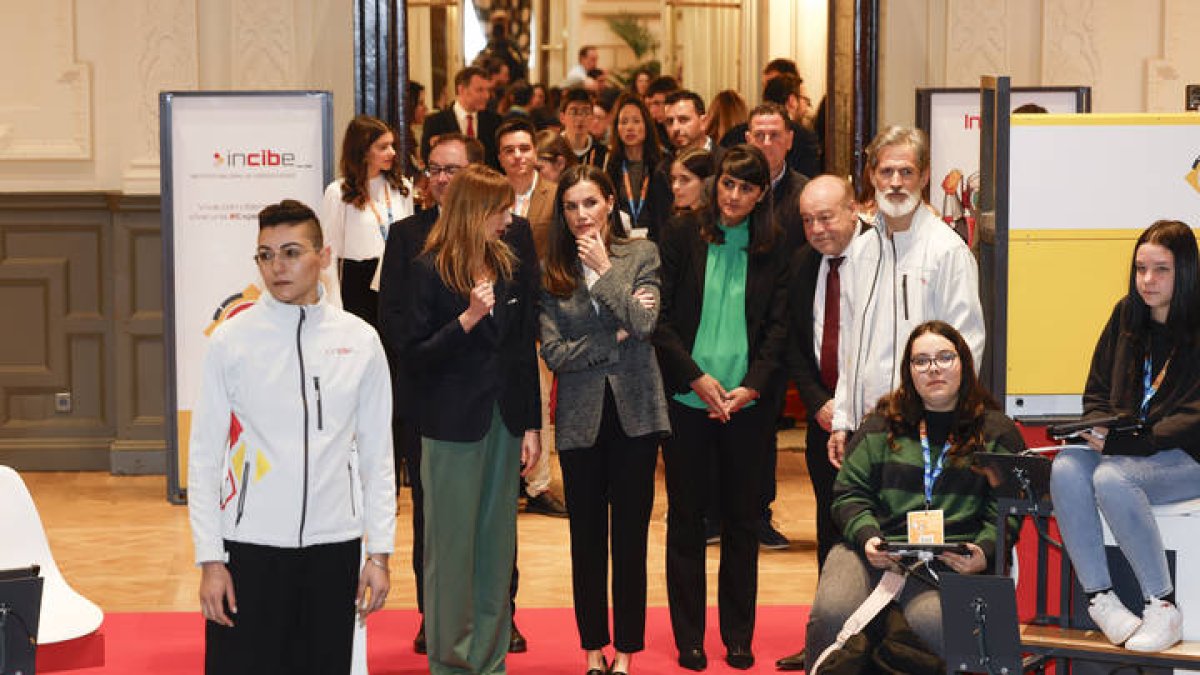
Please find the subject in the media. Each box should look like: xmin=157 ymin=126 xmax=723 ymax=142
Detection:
xmin=466 ymin=113 xmax=475 ymax=138
xmin=819 ymin=257 xmax=844 ymax=391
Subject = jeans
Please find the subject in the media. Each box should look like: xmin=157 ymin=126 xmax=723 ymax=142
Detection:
xmin=1050 ymin=446 xmax=1200 ymax=600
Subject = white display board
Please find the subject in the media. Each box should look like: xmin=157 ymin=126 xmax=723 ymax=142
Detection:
xmin=161 ymin=91 xmax=333 ymax=500
xmin=916 ymin=87 xmax=1087 ymax=242
xmin=1009 ymin=115 xmax=1200 ymax=231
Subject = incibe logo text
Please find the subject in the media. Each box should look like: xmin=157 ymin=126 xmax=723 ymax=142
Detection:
xmin=213 ymin=148 xmax=297 ymax=168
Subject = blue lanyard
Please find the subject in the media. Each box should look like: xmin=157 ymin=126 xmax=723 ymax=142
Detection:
xmin=621 ymin=162 xmax=648 ymax=224
xmin=1142 ymin=354 xmax=1170 ymax=416
xmin=919 ymin=420 xmax=948 ymax=510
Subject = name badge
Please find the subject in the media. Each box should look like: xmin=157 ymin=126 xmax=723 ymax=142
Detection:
xmin=907 ymin=509 xmax=945 ymax=544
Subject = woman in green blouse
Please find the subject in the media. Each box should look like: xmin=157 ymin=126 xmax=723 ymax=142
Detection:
xmin=652 ymin=145 xmax=790 ymax=671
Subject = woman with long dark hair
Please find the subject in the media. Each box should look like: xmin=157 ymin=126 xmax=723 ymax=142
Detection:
xmin=1051 ymin=219 xmax=1200 ymax=653
xmin=603 ymin=94 xmax=671 ymax=240
xmin=320 ymin=114 xmax=414 ymax=325
xmin=652 ymin=145 xmax=789 ymax=671
xmin=805 ymin=320 xmax=1024 ymax=670
xmin=540 ymin=165 xmax=669 ymax=675
xmin=668 ymin=147 xmax=714 ymax=214
xmin=402 ymin=164 xmax=542 ymax=675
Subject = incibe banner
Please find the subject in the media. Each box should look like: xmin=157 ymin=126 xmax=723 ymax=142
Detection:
xmin=160 ymin=91 xmax=332 ymax=500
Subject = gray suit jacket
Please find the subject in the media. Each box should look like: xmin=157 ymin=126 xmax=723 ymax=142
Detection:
xmin=539 ymin=239 xmax=671 ymax=450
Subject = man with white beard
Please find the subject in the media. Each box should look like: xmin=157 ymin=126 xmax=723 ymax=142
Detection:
xmin=826 ymin=126 xmax=985 ymax=467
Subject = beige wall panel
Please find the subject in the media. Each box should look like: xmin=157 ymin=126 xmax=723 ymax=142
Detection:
xmin=944 ymin=1 xmax=1008 ymax=87
xmin=1147 ymin=0 xmax=1200 ymax=111
xmin=0 ymin=0 xmax=92 ymax=160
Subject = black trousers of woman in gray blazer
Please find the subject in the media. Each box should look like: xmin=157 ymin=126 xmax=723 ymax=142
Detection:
xmin=539 ymin=239 xmax=670 ymax=653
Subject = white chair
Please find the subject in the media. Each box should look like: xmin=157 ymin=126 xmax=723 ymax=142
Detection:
xmin=0 ymin=465 xmax=104 ymax=644
xmin=1101 ymin=495 xmax=1200 ymax=643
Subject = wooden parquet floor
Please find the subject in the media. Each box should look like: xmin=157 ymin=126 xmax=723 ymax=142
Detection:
xmin=20 ymin=429 xmax=820 ymax=615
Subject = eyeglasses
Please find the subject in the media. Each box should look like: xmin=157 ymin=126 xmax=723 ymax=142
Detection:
xmin=254 ymin=245 xmax=314 ymax=265
xmin=424 ymin=163 xmax=465 ymax=178
xmin=910 ymin=351 xmax=959 ymax=372
xmin=564 ymin=107 xmax=591 ymax=118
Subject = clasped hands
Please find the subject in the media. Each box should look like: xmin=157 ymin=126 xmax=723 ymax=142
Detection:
xmin=689 ymin=374 xmax=757 ymax=423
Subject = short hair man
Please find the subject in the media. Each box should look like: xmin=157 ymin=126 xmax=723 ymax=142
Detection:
xmin=746 ymin=102 xmax=808 ymax=251
xmin=773 ymin=174 xmax=868 ymax=672
xmin=645 ymin=75 xmax=680 ymax=142
xmin=563 ymin=45 xmax=600 ymax=91
xmin=496 ymin=118 xmax=557 ymax=260
xmin=827 ymin=126 xmax=985 ymax=467
xmin=742 ymin=102 xmax=810 ymax=551
xmin=722 ymin=73 xmax=821 ymax=178
xmin=559 ymin=88 xmax=607 ymax=168
xmin=377 ymin=134 xmax=540 ymax=655
xmin=420 ymin=66 xmax=502 ymax=168
xmin=762 ymin=57 xmax=799 ymax=86
xmin=663 ymin=90 xmax=710 ymax=153
xmin=190 ymin=199 xmax=395 ymax=674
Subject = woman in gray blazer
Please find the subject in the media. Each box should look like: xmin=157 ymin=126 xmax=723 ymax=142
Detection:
xmin=540 ymin=165 xmax=670 ymax=675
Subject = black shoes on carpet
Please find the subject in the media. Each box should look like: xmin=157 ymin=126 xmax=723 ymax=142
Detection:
xmin=525 ymin=491 xmax=569 ymax=517
xmin=775 ymin=647 xmax=805 ymax=670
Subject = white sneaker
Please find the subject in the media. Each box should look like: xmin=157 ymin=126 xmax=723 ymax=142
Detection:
xmin=1087 ymin=591 xmax=1142 ymax=645
xmin=1125 ymin=600 xmax=1182 ymax=653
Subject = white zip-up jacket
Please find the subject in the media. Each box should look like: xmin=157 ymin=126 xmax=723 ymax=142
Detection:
xmin=831 ymin=206 xmax=985 ymax=431
xmin=188 ymin=286 xmax=395 ymax=565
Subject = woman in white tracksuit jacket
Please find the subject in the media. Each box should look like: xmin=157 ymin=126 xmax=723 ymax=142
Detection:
xmin=188 ymin=201 xmax=395 ymax=675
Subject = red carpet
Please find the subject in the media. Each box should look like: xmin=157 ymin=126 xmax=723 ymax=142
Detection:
xmin=41 ymin=605 xmax=810 ymax=674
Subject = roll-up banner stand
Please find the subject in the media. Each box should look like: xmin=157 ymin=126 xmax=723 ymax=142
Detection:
xmin=161 ymin=91 xmax=333 ymax=503
xmin=915 ymin=86 xmax=1090 ymax=246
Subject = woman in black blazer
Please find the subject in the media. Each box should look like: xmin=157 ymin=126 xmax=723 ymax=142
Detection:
xmin=401 ymin=164 xmax=542 ymax=675
xmin=540 ymin=166 xmax=670 ymax=675
xmin=652 ymin=145 xmax=790 ymax=671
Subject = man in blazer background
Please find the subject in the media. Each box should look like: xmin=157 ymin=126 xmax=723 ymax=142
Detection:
xmin=774 ymin=175 xmax=866 ymax=671
xmin=420 ymin=66 xmax=501 ymax=169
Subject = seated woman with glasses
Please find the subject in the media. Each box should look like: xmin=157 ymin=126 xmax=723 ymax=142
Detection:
xmin=1050 ymin=219 xmax=1200 ymax=653
xmin=805 ymin=320 xmax=1025 ymax=670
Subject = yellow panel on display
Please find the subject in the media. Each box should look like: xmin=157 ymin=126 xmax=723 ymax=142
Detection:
xmin=1007 ymin=229 xmax=1138 ymax=394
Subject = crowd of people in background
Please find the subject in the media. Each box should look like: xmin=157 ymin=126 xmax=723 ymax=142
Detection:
xmin=187 ymin=32 xmax=1199 ymax=675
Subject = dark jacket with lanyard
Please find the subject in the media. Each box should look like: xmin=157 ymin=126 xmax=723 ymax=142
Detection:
xmin=606 ymin=157 xmax=672 ymax=241
xmin=1083 ymin=296 xmax=1200 ymax=461
xmin=831 ymin=409 xmax=1025 ymax=570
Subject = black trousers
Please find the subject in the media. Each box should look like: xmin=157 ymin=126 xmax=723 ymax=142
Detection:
xmin=396 ymin=417 xmax=520 ymax=617
xmin=205 ymin=539 xmax=360 ymax=675
xmin=395 ymin=417 xmax=426 ymax=612
xmin=559 ymin=387 xmax=659 ymax=652
xmin=804 ymin=422 xmax=840 ymax=569
xmin=340 ymin=258 xmax=379 ymax=328
xmin=662 ymin=400 xmax=770 ymax=651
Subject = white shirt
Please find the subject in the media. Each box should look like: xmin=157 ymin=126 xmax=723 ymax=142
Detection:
xmin=453 ymin=100 xmax=477 ymax=137
xmin=320 ymin=175 xmax=415 ymax=305
xmin=513 ymin=171 xmax=539 ymax=217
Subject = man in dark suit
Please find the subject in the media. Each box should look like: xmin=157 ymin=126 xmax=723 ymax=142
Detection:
xmin=720 ymin=74 xmax=821 ymax=180
xmin=774 ymin=175 xmax=865 ymax=671
xmin=377 ymin=133 xmax=534 ymax=655
xmin=420 ymin=66 xmax=502 ymax=169
xmin=747 ymin=102 xmax=809 ymax=263
xmin=745 ymin=102 xmax=808 ymax=551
